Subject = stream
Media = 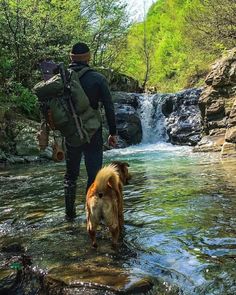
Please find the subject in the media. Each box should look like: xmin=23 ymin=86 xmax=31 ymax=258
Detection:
xmin=1 ymin=143 xmax=236 ymax=294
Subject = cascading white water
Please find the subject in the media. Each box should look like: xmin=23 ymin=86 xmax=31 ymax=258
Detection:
xmin=138 ymin=93 xmax=168 ymax=143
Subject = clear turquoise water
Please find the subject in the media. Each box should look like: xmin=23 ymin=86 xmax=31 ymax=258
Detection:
xmin=0 ymin=143 xmax=236 ymax=294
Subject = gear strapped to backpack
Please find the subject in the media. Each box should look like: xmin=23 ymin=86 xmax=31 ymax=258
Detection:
xmin=33 ymin=62 xmax=102 ymax=147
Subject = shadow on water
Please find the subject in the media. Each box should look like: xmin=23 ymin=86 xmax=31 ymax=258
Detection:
xmin=0 ymin=143 xmax=236 ymax=294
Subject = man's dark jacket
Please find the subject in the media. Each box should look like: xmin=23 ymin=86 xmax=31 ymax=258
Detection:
xmin=69 ymin=62 xmax=116 ymax=136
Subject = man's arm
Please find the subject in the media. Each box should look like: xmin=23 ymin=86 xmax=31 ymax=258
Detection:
xmin=99 ymin=76 xmax=117 ymax=147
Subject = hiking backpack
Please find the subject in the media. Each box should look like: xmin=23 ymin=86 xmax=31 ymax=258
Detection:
xmin=33 ymin=62 xmax=102 ymax=146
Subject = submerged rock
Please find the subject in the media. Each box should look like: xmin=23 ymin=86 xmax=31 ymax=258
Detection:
xmin=0 ymin=259 xmax=153 ymax=295
xmin=48 ymin=263 xmax=153 ymax=294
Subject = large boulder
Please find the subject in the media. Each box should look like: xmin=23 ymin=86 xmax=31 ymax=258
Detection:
xmin=194 ymin=48 xmax=236 ymax=157
xmin=161 ymin=88 xmax=202 ymax=146
xmin=111 ymin=92 xmax=142 ymax=147
xmin=0 ymin=107 xmax=54 ymax=164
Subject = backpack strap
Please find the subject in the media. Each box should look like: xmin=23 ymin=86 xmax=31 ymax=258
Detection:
xmin=77 ymin=67 xmax=92 ymax=78
xmin=68 ymin=66 xmax=92 ymax=79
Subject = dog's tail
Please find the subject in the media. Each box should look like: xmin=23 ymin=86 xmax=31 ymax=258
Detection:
xmin=94 ymin=164 xmax=119 ymax=193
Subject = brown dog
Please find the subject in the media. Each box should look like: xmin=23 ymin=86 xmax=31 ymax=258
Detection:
xmin=86 ymin=161 xmax=130 ymax=247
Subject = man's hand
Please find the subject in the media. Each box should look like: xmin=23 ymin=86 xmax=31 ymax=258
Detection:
xmin=108 ymin=135 xmax=117 ymax=148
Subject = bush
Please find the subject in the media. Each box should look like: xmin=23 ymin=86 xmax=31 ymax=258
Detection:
xmin=2 ymin=82 xmax=38 ymax=117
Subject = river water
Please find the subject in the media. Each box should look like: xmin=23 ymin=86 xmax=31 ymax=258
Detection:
xmin=0 ymin=143 xmax=236 ymax=294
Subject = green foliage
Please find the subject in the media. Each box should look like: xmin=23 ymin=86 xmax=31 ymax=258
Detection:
xmin=116 ymin=0 xmax=234 ymax=92
xmin=1 ymin=81 xmax=37 ymax=115
xmin=82 ymin=0 xmax=130 ymax=67
xmin=184 ymin=0 xmax=236 ymax=50
xmin=0 ymin=0 xmax=234 ymax=110
xmin=0 ymin=0 xmax=129 ymax=118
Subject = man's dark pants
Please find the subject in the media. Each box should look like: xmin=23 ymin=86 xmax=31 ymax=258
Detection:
xmin=64 ymin=128 xmax=103 ymax=219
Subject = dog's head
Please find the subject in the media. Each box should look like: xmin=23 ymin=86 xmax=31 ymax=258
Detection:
xmin=111 ymin=161 xmax=131 ymax=185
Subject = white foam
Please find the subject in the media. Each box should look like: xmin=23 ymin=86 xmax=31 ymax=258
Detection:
xmin=105 ymin=143 xmax=192 ymax=157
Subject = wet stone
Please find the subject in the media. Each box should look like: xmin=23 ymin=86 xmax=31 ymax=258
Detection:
xmin=0 ymin=266 xmax=153 ymax=295
xmin=0 ymin=269 xmax=17 ymax=294
xmin=48 ymin=264 xmax=153 ymax=294
xmin=1 ymin=243 xmax=25 ymax=253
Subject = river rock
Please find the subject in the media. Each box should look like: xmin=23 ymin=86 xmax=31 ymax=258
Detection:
xmin=0 ymin=255 xmax=153 ymax=295
xmin=0 ymin=109 xmax=55 ymax=164
xmin=194 ymin=48 xmax=236 ymax=157
xmin=0 ymin=107 xmax=17 ymax=154
xmin=111 ymin=92 xmax=142 ymax=146
xmin=161 ymin=88 xmax=202 ymax=145
xmin=15 ymin=121 xmax=40 ymax=156
xmin=221 ymin=141 xmax=236 ymax=158
xmin=115 ymin=104 xmax=142 ymax=146
xmin=112 ymin=91 xmax=140 ymax=108
xmin=193 ymin=134 xmax=225 ymax=152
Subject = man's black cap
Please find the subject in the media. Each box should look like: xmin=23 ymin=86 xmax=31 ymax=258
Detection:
xmin=71 ymin=42 xmax=90 ymax=54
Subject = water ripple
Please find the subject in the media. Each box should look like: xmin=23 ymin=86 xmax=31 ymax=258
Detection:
xmin=0 ymin=146 xmax=235 ymax=295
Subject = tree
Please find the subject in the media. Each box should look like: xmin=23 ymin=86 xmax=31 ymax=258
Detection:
xmin=0 ymin=0 xmax=84 ymax=85
xmin=142 ymin=0 xmax=150 ymax=90
xmin=0 ymin=0 xmax=130 ymax=115
xmin=118 ymin=0 xmax=188 ymax=91
xmin=185 ymin=0 xmax=236 ymax=50
xmin=117 ymin=0 xmax=231 ymax=92
xmin=81 ymin=0 xmax=130 ymax=68
xmin=0 ymin=0 xmax=130 ymax=88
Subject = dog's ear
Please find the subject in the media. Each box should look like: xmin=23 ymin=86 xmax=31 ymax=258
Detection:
xmin=108 ymin=181 xmax=118 ymax=191
xmin=122 ymin=162 xmax=129 ymax=167
xmin=108 ymin=174 xmax=119 ymax=191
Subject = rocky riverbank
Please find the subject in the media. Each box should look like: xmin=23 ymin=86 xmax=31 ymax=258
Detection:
xmin=193 ymin=48 xmax=236 ymax=157
xmin=0 ymin=68 xmax=143 ymax=166
xmin=1 ymin=48 xmax=236 ymax=164
xmin=0 ymin=92 xmax=143 ymax=166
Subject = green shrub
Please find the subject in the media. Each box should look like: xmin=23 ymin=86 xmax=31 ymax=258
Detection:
xmin=6 ymin=82 xmax=37 ymax=116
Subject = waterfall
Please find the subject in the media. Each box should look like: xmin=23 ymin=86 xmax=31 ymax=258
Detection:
xmin=138 ymin=93 xmax=168 ymax=144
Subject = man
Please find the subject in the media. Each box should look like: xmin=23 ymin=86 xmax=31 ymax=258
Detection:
xmin=64 ymin=42 xmax=117 ymax=221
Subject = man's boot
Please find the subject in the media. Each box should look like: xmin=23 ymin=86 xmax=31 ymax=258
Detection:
xmin=64 ymin=182 xmax=76 ymax=221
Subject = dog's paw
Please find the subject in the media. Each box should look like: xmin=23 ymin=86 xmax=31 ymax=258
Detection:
xmin=111 ymin=242 xmax=119 ymax=250
xmin=92 ymin=242 xmax=98 ymax=248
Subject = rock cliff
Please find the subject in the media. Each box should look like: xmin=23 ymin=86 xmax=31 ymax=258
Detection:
xmin=194 ymin=48 xmax=236 ymax=157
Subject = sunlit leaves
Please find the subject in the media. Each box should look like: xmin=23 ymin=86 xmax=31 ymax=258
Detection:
xmin=0 ymin=0 xmax=129 ymax=115
xmin=118 ymin=0 xmax=234 ymax=92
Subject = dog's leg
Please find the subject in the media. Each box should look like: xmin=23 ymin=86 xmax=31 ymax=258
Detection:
xmin=87 ymin=213 xmax=98 ymax=248
xmin=109 ymin=225 xmax=120 ymax=247
xmin=87 ymin=221 xmax=98 ymax=248
xmin=116 ymin=185 xmax=124 ymax=232
xmin=88 ymin=228 xmax=98 ymax=248
xmin=109 ymin=206 xmax=120 ymax=246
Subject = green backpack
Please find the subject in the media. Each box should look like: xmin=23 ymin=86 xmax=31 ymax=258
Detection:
xmin=33 ymin=65 xmax=102 ymax=146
